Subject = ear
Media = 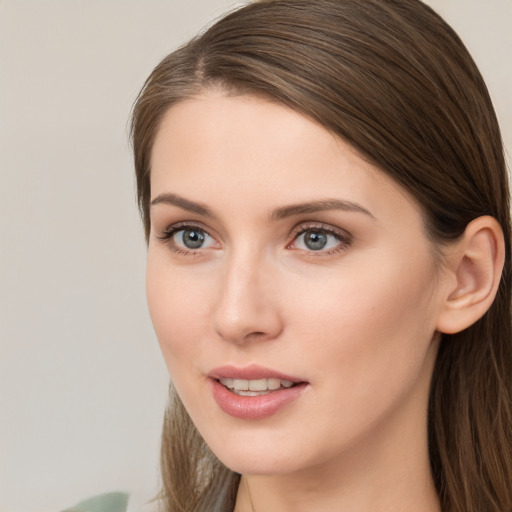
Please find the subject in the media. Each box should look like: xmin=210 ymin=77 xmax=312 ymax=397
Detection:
xmin=436 ymin=216 xmax=505 ymax=334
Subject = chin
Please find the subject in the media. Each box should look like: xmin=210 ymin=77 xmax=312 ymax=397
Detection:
xmin=214 ymin=450 xmax=300 ymax=476
xmin=202 ymin=428 xmax=313 ymax=476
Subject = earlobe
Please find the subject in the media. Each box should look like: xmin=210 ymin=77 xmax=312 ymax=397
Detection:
xmin=436 ymin=216 xmax=505 ymax=334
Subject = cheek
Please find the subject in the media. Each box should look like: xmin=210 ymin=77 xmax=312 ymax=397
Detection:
xmin=145 ymin=255 xmax=211 ymax=372
xmin=284 ymin=249 xmax=439 ymax=382
xmin=273 ymin=252 xmax=440 ymax=456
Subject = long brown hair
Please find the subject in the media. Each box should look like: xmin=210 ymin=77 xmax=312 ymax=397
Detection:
xmin=131 ymin=1 xmax=512 ymax=510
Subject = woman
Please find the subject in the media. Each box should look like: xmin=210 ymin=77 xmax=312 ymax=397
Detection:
xmin=131 ymin=0 xmax=512 ymax=510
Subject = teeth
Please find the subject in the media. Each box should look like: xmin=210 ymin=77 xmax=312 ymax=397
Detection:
xmin=233 ymin=379 xmax=249 ymax=391
xmin=219 ymin=377 xmax=296 ymax=393
xmin=267 ymin=378 xmax=281 ymax=390
xmin=249 ymin=379 xmax=267 ymax=391
xmin=220 ymin=378 xmax=233 ymax=388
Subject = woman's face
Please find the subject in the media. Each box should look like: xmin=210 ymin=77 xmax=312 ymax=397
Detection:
xmin=147 ymin=91 xmax=447 ymax=476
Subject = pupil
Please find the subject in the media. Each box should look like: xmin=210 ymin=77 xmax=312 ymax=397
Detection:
xmin=305 ymin=231 xmax=327 ymax=250
xmin=182 ymin=229 xmax=205 ymax=249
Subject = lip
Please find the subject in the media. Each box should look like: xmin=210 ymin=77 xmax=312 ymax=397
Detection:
xmin=209 ymin=364 xmax=304 ymax=382
xmin=209 ymin=364 xmax=308 ymax=420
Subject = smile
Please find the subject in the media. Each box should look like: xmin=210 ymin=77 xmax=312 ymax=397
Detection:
xmin=218 ymin=377 xmax=295 ymax=396
xmin=209 ymin=365 xmax=308 ymax=419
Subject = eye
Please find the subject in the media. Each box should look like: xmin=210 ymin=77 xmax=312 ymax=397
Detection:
xmin=157 ymin=223 xmax=218 ymax=254
xmin=173 ymin=227 xmax=214 ymax=250
xmin=289 ymin=224 xmax=351 ymax=254
xmin=295 ymin=230 xmax=339 ymax=251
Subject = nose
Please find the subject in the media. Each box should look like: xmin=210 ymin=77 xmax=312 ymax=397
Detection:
xmin=212 ymin=252 xmax=283 ymax=344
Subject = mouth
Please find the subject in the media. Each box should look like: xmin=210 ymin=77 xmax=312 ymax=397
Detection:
xmin=217 ymin=377 xmax=297 ymax=396
xmin=209 ymin=365 xmax=308 ymax=419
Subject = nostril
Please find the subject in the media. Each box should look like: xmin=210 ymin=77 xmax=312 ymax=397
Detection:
xmin=243 ymin=331 xmax=269 ymax=341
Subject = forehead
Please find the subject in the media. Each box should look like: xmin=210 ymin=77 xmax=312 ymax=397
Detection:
xmin=150 ymin=91 xmax=420 ymax=223
xmin=151 ymin=91 xmax=344 ymax=174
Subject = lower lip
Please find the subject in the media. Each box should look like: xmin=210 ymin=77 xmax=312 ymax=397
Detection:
xmin=210 ymin=379 xmax=307 ymax=420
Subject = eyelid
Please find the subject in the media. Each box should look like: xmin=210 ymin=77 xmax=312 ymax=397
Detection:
xmin=287 ymin=221 xmax=352 ymax=254
xmin=289 ymin=221 xmax=350 ymax=239
xmin=156 ymin=221 xmax=220 ymax=255
xmin=155 ymin=220 xmax=352 ymax=256
xmin=157 ymin=220 xmax=215 ymax=238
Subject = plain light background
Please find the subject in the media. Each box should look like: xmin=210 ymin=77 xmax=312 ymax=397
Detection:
xmin=0 ymin=1 xmax=510 ymax=511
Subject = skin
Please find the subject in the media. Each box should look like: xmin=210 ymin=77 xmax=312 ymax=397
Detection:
xmin=146 ymin=90 xmax=451 ymax=511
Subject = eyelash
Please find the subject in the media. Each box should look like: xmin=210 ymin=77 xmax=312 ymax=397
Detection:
xmin=288 ymin=223 xmax=352 ymax=256
xmin=157 ymin=222 xmax=215 ymax=257
xmin=157 ymin=221 xmax=352 ymax=256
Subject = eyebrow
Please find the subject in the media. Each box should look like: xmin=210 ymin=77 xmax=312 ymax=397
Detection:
xmin=269 ymin=199 xmax=374 ymax=220
xmin=150 ymin=193 xmax=214 ymax=217
xmin=150 ymin=193 xmax=374 ymax=220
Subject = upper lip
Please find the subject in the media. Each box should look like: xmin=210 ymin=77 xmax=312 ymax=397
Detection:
xmin=209 ymin=364 xmax=305 ymax=383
